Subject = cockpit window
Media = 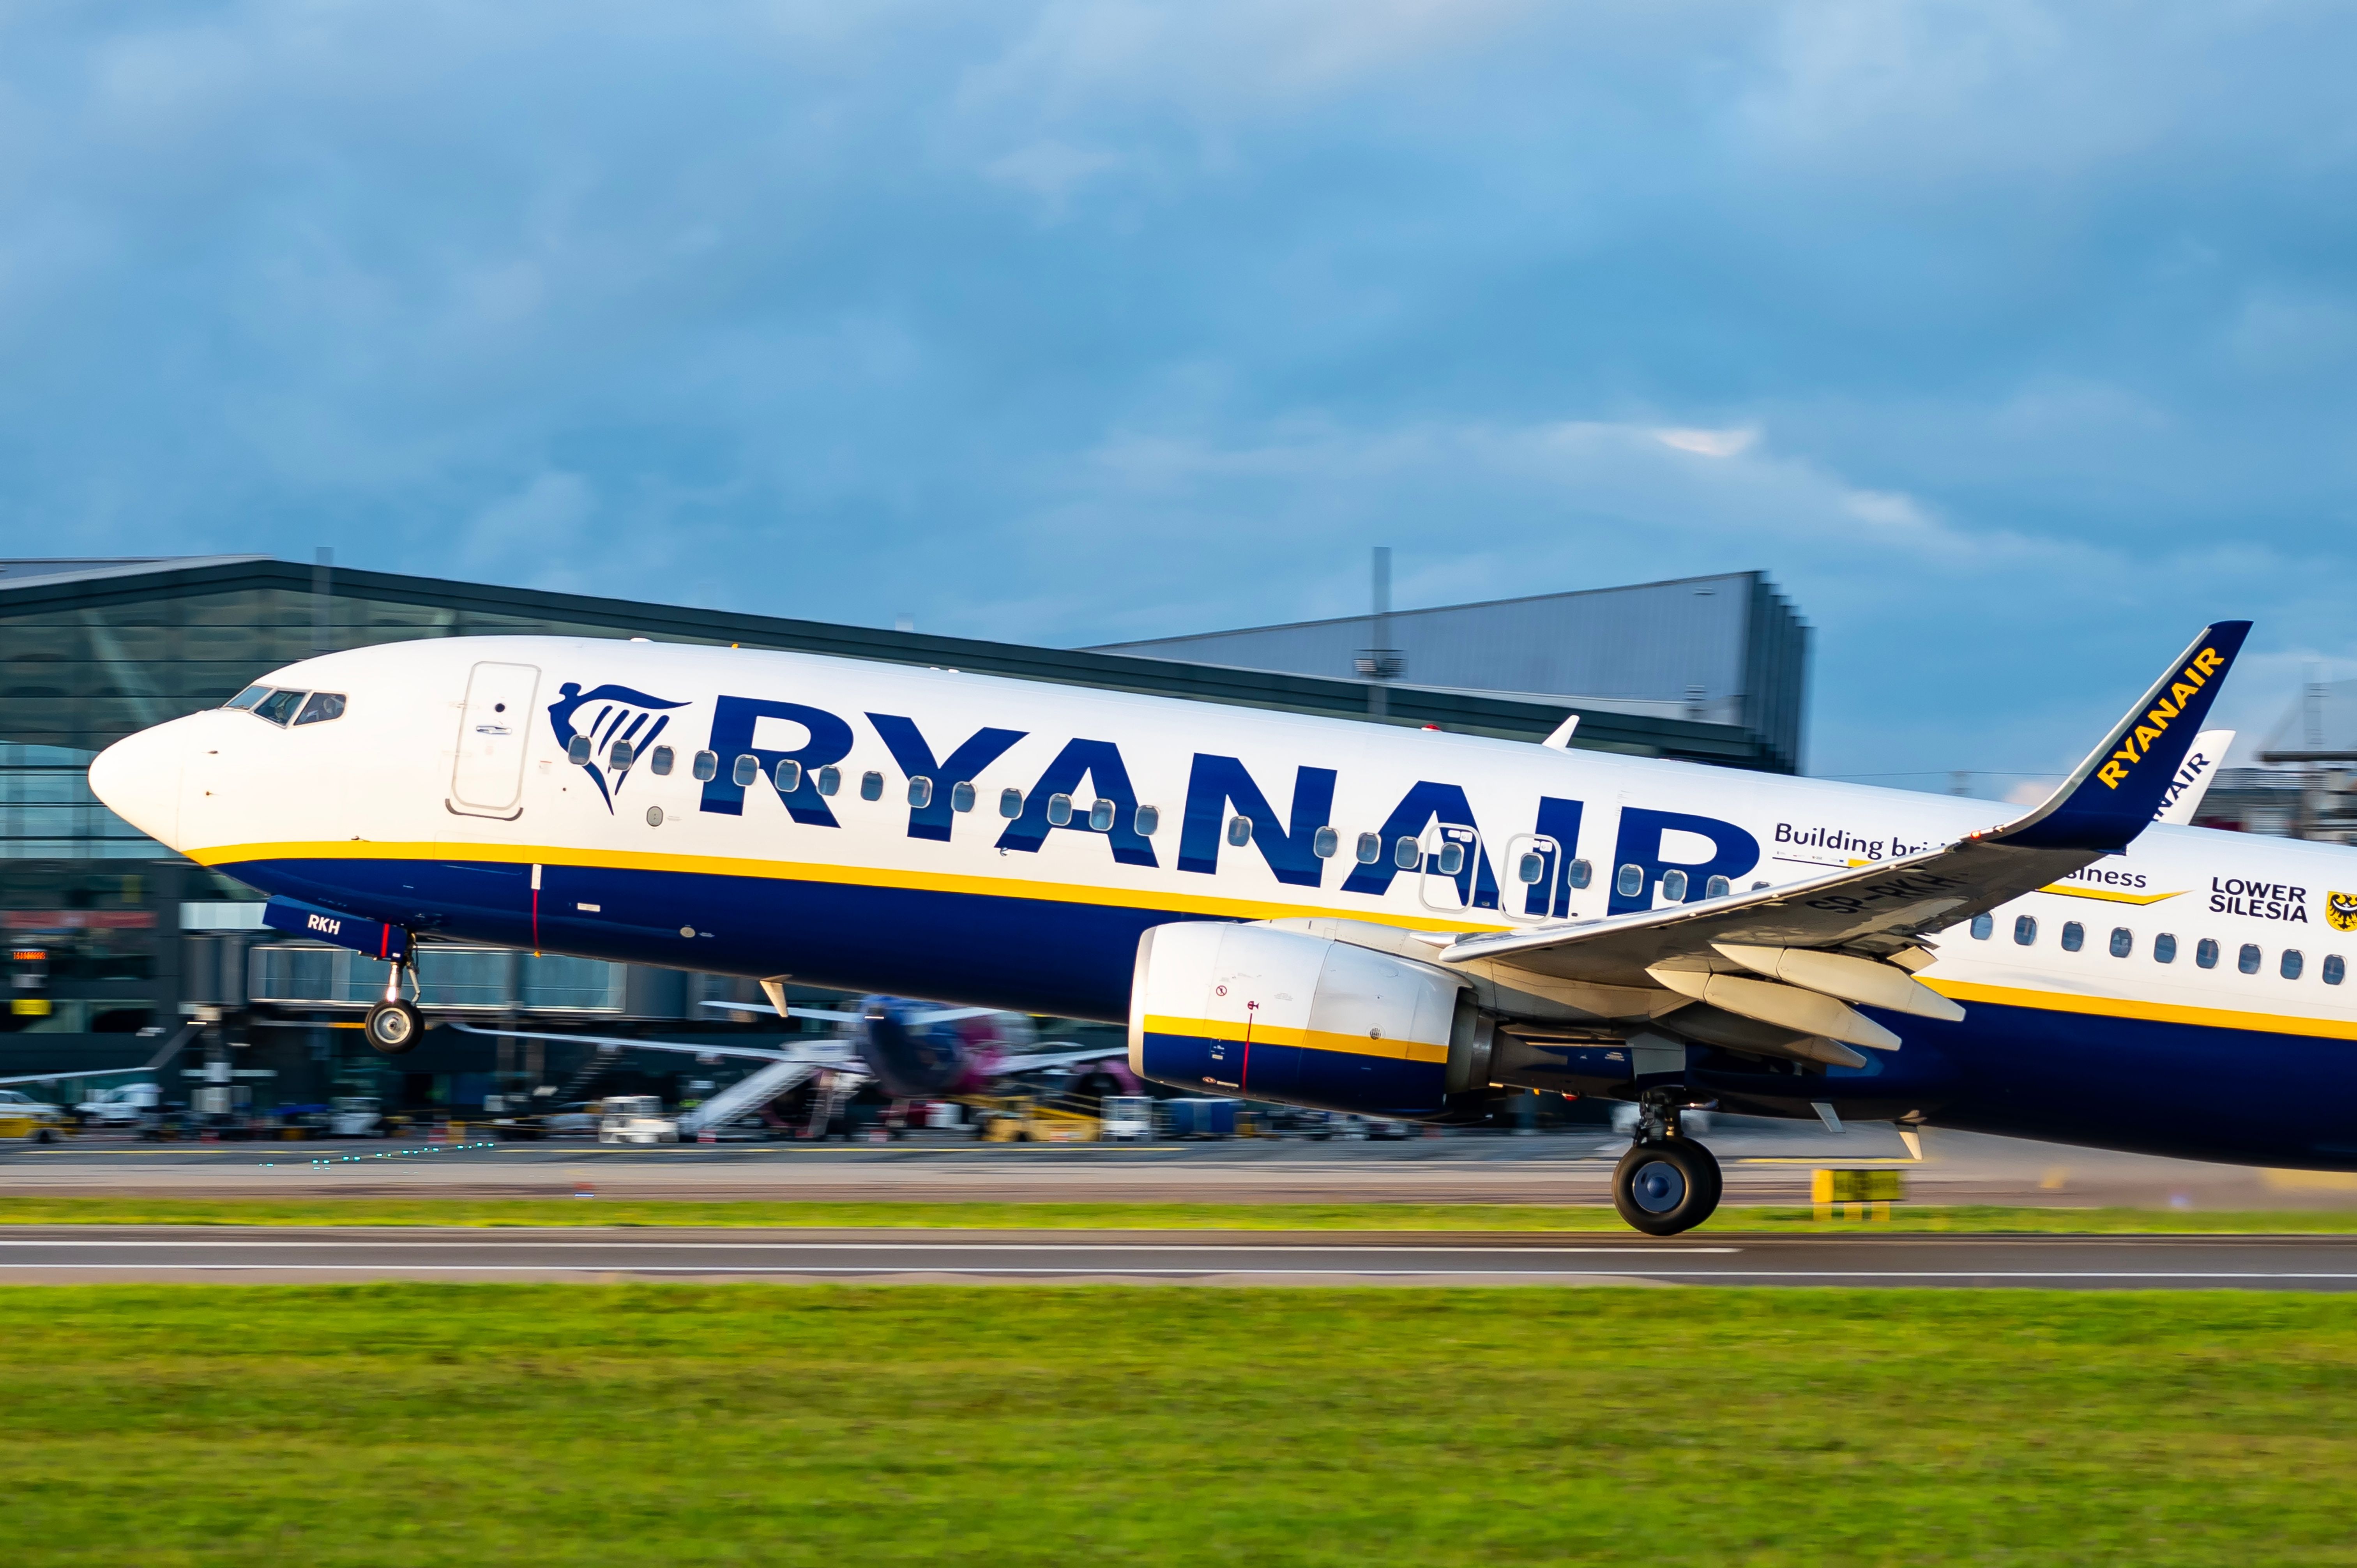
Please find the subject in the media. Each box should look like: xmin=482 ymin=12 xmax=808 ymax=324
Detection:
xmin=253 ymin=689 xmax=306 ymax=726
xmin=292 ymin=692 xmax=347 ymax=726
xmin=224 ymin=686 xmax=270 ymax=711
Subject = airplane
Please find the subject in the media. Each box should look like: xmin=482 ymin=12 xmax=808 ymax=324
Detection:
xmin=691 ymin=996 xmax=1134 ymax=1099
xmin=84 ymin=616 xmax=2355 ymax=1233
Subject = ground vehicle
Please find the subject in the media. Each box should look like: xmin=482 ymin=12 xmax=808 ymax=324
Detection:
xmin=1100 ymin=1095 xmax=1156 ymax=1141
xmin=0 ymin=1089 xmax=65 ymax=1139
xmin=76 ymin=1082 xmax=161 ymax=1127
xmin=597 ymin=1095 xmax=678 ymax=1145
xmin=327 ymin=1096 xmax=387 ymax=1137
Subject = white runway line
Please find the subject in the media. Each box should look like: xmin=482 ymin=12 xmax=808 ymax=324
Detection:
xmin=0 ymin=1240 xmax=1742 ymax=1254
xmin=3 ymin=1264 xmax=2357 ymax=1280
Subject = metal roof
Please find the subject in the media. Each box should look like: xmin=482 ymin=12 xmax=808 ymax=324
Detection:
xmin=1090 ymin=570 xmax=1810 ymax=772
xmin=0 ymin=556 xmax=1798 ymax=770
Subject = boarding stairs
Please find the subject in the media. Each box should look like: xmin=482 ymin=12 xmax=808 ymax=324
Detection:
xmin=676 ymin=1059 xmax=820 ymax=1137
xmin=802 ymin=1069 xmax=869 ymax=1139
xmin=549 ymin=1043 xmax=622 ymax=1106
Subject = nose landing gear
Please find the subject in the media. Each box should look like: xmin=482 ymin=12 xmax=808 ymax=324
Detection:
xmin=1611 ymin=1093 xmax=1723 ymax=1236
xmin=364 ymin=944 xmax=424 ymax=1056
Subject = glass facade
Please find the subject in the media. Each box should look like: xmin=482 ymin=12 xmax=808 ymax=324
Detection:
xmin=0 ymin=564 xmax=740 ymax=1049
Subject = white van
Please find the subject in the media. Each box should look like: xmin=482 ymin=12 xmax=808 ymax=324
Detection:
xmin=598 ymin=1095 xmax=679 ymax=1145
xmin=76 ymin=1082 xmax=160 ymax=1126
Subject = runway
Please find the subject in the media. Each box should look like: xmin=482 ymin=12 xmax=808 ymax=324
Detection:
xmin=10 ymin=1226 xmax=2357 ymax=1287
xmin=11 ymin=1122 xmax=2357 ymax=1210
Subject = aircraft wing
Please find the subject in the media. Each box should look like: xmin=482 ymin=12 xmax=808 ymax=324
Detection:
xmin=0 ymin=1022 xmax=199 ymax=1088
xmin=1441 ymin=623 xmax=2250 ymax=1016
xmin=443 ymin=1021 xmax=854 ymax=1067
xmin=991 ymin=1045 xmax=1131 ymax=1074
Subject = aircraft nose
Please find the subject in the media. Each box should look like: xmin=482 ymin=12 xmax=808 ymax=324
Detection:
xmin=88 ymin=722 xmax=186 ymax=849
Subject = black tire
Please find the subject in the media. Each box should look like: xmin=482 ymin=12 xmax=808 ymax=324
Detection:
xmin=1671 ymin=1134 xmax=1723 ymax=1216
xmin=1613 ymin=1138 xmax=1720 ymax=1236
xmin=364 ymin=999 xmax=424 ymax=1056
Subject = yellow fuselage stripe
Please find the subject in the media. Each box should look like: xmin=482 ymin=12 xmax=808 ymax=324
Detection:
xmin=1924 ymin=978 xmax=2357 ymax=1042
xmin=203 ymin=841 xmax=2355 ymax=1045
xmin=195 ymin=839 xmax=1498 ymax=935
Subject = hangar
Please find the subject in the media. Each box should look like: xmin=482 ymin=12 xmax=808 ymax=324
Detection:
xmin=0 ymin=554 xmax=1812 ymax=1112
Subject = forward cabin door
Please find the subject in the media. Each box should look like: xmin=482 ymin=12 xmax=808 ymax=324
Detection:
xmin=449 ymin=662 xmax=541 ymax=817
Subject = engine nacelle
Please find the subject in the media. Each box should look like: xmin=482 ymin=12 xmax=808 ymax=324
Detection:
xmin=1128 ymin=922 xmax=1488 ymax=1119
xmin=854 ymin=997 xmax=969 ymax=1098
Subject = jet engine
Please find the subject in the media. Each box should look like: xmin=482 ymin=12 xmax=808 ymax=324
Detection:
xmin=853 ymin=998 xmax=970 ymax=1098
xmin=1128 ymin=922 xmax=1491 ymax=1119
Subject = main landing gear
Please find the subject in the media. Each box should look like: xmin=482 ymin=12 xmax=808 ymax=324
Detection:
xmin=1611 ymin=1091 xmax=1722 ymax=1237
xmin=364 ymin=946 xmax=423 ymax=1056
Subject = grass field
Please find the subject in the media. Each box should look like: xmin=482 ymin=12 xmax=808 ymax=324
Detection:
xmin=7 ymin=1284 xmax=2357 ymax=1565
xmin=7 ymin=1195 xmax=2357 ymax=1232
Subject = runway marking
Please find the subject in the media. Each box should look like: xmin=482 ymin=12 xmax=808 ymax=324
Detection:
xmin=3 ymin=1265 xmax=2357 ymax=1281
xmin=0 ymin=1240 xmax=1741 ymax=1255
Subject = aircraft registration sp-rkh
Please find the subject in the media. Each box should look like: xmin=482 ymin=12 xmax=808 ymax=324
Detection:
xmin=87 ymin=617 xmax=2357 ymax=1233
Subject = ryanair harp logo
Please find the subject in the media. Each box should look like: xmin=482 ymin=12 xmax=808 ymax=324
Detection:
xmin=2097 ymin=645 xmax=2225 ymax=789
xmin=2329 ymin=892 xmax=2357 ymax=935
xmin=548 ymin=682 xmax=691 ymax=812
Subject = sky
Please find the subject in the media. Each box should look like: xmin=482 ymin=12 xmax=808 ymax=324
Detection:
xmin=4 ymin=1 xmax=2355 ymax=791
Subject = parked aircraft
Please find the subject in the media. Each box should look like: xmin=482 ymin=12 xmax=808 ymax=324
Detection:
xmin=90 ymin=618 xmax=2351 ymax=1233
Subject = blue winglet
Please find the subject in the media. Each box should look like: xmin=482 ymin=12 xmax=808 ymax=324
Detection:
xmin=1994 ymin=621 xmax=2251 ymax=852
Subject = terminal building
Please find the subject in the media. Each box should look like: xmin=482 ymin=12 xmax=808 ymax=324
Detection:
xmin=0 ymin=555 xmax=1813 ymax=1114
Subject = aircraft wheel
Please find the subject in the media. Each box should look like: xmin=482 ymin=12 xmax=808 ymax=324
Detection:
xmin=364 ymin=999 xmax=424 ymax=1056
xmin=1674 ymin=1134 xmax=1723 ymax=1215
xmin=1613 ymin=1137 xmax=1720 ymax=1236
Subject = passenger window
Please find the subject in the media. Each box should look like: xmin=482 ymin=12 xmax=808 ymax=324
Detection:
xmin=2109 ymin=927 xmax=2133 ymax=959
xmin=567 ymin=735 xmax=593 ymax=765
xmin=254 ymin=689 xmax=306 ymax=726
xmin=1046 ymin=792 xmax=1073 ymax=826
xmin=1088 ymin=798 xmax=1115 ymax=831
xmin=1313 ymin=826 xmax=1339 ymax=859
xmin=1660 ymin=869 xmax=1689 ymax=903
xmin=775 ymin=760 xmax=802 ymax=793
xmin=1356 ymin=833 xmax=1382 ymax=865
xmin=692 ymin=750 xmax=718 ymax=782
xmin=1705 ymin=874 xmax=1731 ymax=899
xmin=999 ymin=787 xmax=1023 ymax=819
xmin=1226 ymin=815 xmax=1252 ymax=848
xmin=2060 ymin=921 xmax=2084 ymax=952
xmin=650 ymin=747 xmax=674 ymax=776
xmin=292 ymin=692 xmax=346 ymax=726
xmin=2282 ymin=949 xmax=2304 ymax=980
xmin=2327 ymin=955 xmax=2347 ymax=986
xmin=1615 ymin=863 xmax=1644 ymax=898
xmin=2238 ymin=943 xmax=2262 ymax=975
xmin=1516 ymin=851 xmax=1546 ymax=885
xmin=817 ymin=766 xmax=841 ymax=797
xmin=224 ymin=685 xmax=270 ymax=710
xmin=860 ymin=770 xmax=884 ymax=802
xmin=951 ymin=781 xmax=976 ymax=814
xmin=2014 ymin=915 xmax=2037 ymax=945
xmin=1136 ymin=805 xmax=1160 ymax=836
xmin=1569 ymin=859 xmax=1592 ymax=889
xmin=2154 ymin=933 xmax=2177 ymax=964
xmin=1970 ymin=914 xmax=1993 ymax=940
xmin=1394 ymin=837 xmax=1421 ymax=870
xmin=1436 ymin=842 xmax=1465 ymax=876
xmin=2196 ymin=938 xmax=2219 ymax=969
xmin=731 ymin=754 xmax=760 ymax=788
xmin=609 ymin=739 xmax=635 ymax=770
xmin=907 ymin=776 xmax=933 ymax=809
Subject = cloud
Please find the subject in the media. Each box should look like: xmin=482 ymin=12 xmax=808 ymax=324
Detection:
xmin=1653 ymin=427 xmax=1758 ymax=459
xmin=0 ymin=0 xmax=2352 ymax=787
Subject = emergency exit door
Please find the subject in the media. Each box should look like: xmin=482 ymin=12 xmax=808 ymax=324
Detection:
xmin=450 ymin=662 xmax=541 ymax=816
